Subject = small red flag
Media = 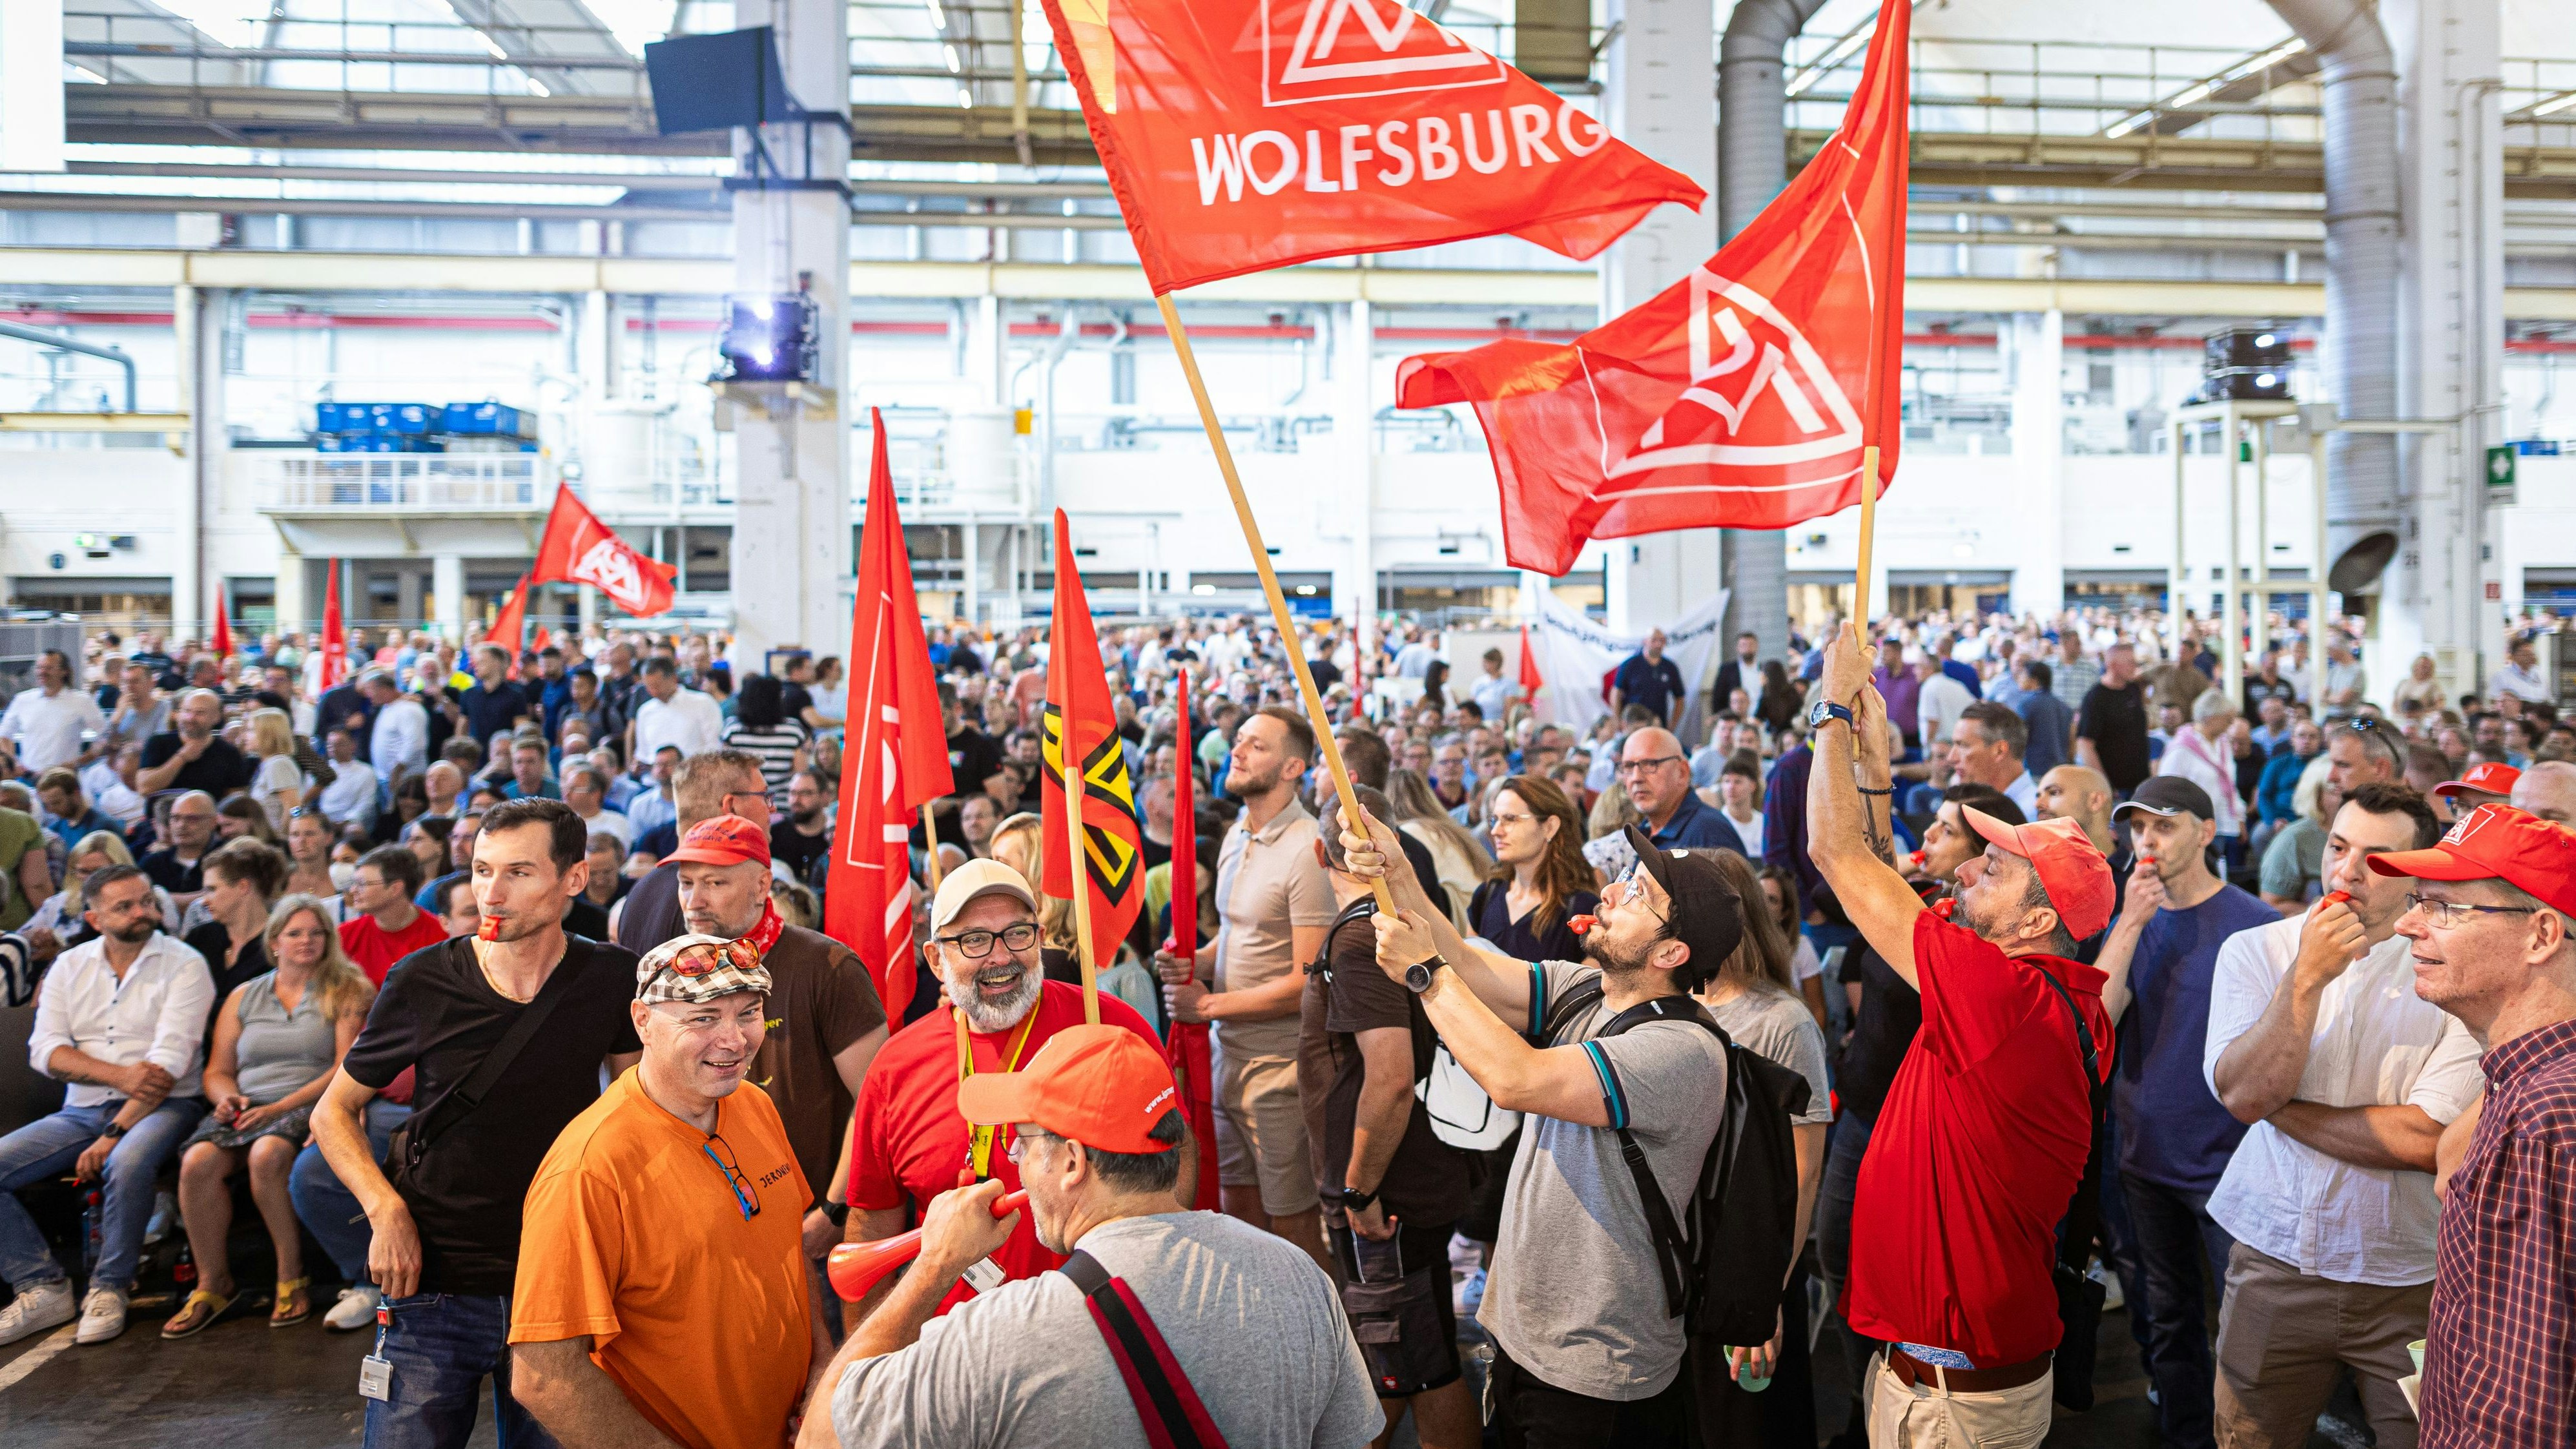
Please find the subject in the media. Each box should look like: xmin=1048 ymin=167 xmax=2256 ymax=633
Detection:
xmin=487 ymin=577 xmax=528 ymax=666
xmin=1164 ymin=669 xmax=1219 ymax=1210
xmin=1395 ymin=0 xmax=1910 ymax=574
xmin=528 ymin=488 xmax=679 ymax=618
xmin=825 ymin=411 xmax=953 ymax=1024
xmin=208 ymin=594 xmax=232 ymax=663
xmin=1042 ymin=510 xmax=1145 ymax=968
xmin=318 ymin=559 xmax=348 ymax=691
xmin=1516 ymin=623 xmax=1543 ymax=697
xmin=1033 ymin=0 xmax=1705 ymax=295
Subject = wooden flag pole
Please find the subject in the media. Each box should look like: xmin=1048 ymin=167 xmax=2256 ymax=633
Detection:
xmin=1855 ymin=445 xmax=1881 ymax=628
xmin=1062 ymin=733 xmax=1101 ymax=1024
xmin=1156 ymin=293 xmax=1396 ymax=914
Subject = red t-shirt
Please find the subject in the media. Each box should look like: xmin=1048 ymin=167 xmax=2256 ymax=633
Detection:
xmin=847 ymin=981 xmax=1158 ymax=1313
xmin=340 ymin=909 xmax=451 ymax=1106
xmin=1840 ymin=913 xmax=2111 ymax=1366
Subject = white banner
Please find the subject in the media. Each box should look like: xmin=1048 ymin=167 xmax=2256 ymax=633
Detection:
xmin=1528 ymin=589 xmax=1729 ymax=745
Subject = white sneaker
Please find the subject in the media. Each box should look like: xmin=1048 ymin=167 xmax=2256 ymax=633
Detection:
xmin=323 ymin=1286 xmax=380 ymax=1332
xmin=0 ymin=1281 xmax=76 ymax=1346
xmin=74 ymin=1286 xmax=129 ymax=1345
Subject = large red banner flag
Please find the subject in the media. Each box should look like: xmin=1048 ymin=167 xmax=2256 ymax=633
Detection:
xmin=528 ymin=487 xmax=679 ymax=618
xmin=826 ymin=411 xmax=954 ymax=1023
xmin=1041 ymin=510 xmax=1146 ymax=969
xmin=1031 ymin=0 xmax=1706 ymax=294
xmin=318 ymin=559 xmax=348 ymax=691
xmin=1394 ymin=0 xmax=1910 ymax=575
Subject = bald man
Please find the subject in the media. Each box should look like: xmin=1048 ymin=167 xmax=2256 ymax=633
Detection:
xmin=2036 ymin=765 xmax=2119 ymax=855
xmin=1618 ymin=726 xmax=1747 ymax=855
xmin=2511 ymin=760 xmax=2576 ymax=825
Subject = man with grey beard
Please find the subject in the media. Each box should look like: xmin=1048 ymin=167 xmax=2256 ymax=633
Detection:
xmin=840 ymin=860 xmax=1159 ymax=1319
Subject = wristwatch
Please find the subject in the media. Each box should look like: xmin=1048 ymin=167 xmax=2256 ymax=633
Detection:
xmin=1403 ymin=955 xmax=1445 ymax=995
xmin=98 ymin=1122 xmax=129 ymax=1142
xmin=1335 ymin=1184 xmax=1379 ymax=1213
xmin=1807 ymin=700 xmax=1855 ymax=732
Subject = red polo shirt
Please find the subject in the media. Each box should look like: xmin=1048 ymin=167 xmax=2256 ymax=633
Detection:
xmin=340 ymin=908 xmax=449 ymax=1107
xmin=1841 ymin=913 xmax=2110 ymax=1367
xmin=847 ymin=980 xmax=1158 ymax=1313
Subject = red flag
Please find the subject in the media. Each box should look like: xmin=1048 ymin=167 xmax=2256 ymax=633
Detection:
xmin=487 ymin=577 xmax=528 ymax=665
xmin=826 ymin=411 xmax=954 ymax=1024
xmin=1516 ymin=623 xmax=1543 ymax=697
xmin=529 ymin=487 xmax=679 ymax=617
xmin=209 ymin=593 xmax=232 ymax=663
xmin=1163 ymin=670 xmax=1219 ymax=1210
xmin=1033 ymin=0 xmax=1705 ymax=295
xmin=318 ymin=559 xmax=348 ymax=691
xmin=1394 ymin=0 xmax=1910 ymax=574
xmin=1042 ymin=510 xmax=1145 ymax=969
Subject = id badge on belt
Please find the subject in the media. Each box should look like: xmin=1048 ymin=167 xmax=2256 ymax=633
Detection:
xmin=358 ymin=1304 xmax=394 ymax=1401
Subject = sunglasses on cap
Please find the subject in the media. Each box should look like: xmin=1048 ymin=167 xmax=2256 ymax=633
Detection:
xmin=665 ymin=936 xmax=763 ymax=979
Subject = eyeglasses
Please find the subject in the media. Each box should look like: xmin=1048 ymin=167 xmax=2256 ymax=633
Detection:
xmin=1617 ymin=755 xmax=1685 ymax=777
xmin=1607 ymin=859 xmax=1667 ymax=923
xmin=2405 ymin=892 xmax=2540 ymax=930
xmin=1005 ymin=1127 xmax=1055 ymax=1165
xmin=1489 ymin=810 xmax=1537 ymax=830
xmin=702 ymin=1134 xmax=759 ymax=1220
xmin=939 ymin=922 xmax=1040 ymax=960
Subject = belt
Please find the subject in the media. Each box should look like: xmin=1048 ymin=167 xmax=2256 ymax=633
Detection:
xmin=1884 ymin=1348 xmax=2052 ymax=1395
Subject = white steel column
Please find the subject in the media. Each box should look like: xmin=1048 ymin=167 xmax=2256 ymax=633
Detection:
xmin=434 ymin=553 xmax=466 ymax=640
xmin=1598 ymin=0 xmax=1716 ymax=637
xmin=2223 ymin=409 xmax=2243 ymax=688
xmin=172 ymin=284 xmax=224 ymax=642
xmin=275 ymin=549 xmax=307 ymax=635
xmin=2008 ymin=311 xmax=2066 ymax=622
xmin=728 ymin=0 xmax=854 ymax=666
xmin=1341 ymin=298 xmax=1376 ymax=661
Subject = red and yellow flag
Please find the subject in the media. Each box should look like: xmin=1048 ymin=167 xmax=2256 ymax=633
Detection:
xmin=1394 ymin=0 xmax=1911 ymax=573
xmin=1033 ymin=0 xmax=1705 ymax=294
xmin=827 ymin=411 xmax=954 ymax=1023
xmin=1041 ymin=509 xmax=1144 ymax=972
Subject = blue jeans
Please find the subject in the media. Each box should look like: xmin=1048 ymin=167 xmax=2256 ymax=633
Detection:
xmin=2121 ymin=1173 xmax=2234 ymax=1449
xmin=291 ymin=1100 xmax=412 ymax=1284
xmin=364 ymin=1291 xmax=561 ymax=1449
xmin=1816 ymin=1111 xmax=1877 ymax=1432
xmin=0 ymin=1097 xmax=207 ymax=1295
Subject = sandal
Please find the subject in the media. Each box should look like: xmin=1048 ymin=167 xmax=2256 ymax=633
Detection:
xmin=161 ymin=1288 xmax=240 ymax=1339
xmin=269 ymin=1277 xmax=312 ymax=1328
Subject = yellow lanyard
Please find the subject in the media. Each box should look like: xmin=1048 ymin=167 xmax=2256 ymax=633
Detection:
xmin=956 ymin=1005 xmax=1040 ymax=1180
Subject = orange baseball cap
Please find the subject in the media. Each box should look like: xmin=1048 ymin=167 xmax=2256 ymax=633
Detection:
xmin=661 ymin=814 xmax=771 ymax=868
xmin=2431 ymin=761 xmax=2520 ymax=801
xmin=956 ymin=1024 xmax=1180 ymax=1156
xmin=2367 ymin=803 xmax=2576 ymax=916
xmin=1961 ymin=805 xmax=2117 ymax=941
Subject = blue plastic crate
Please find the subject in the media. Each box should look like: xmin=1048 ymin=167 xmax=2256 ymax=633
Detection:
xmin=442 ymin=401 xmax=528 ymax=437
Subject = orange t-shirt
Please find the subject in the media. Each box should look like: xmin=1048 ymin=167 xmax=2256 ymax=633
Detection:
xmin=510 ymin=1071 xmax=813 ymax=1449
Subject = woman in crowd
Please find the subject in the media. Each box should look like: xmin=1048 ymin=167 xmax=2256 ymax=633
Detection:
xmin=161 ymin=894 xmax=374 ymax=1337
xmin=807 ymin=654 xmax=847 ymax=731
xmin=400 ymin=814 xmax=453 ymax=886
xmin=280 ymin=808 xmax=344 ymax=921
xmin=1755 ymin=864 xmax=1831 ymax=1029
xmin=721 ymin=673 xmax=810 ymax=808
xmin=183 ymin=838 xmax=291 ymax=1029
xmin=1419 ymin=657 xmax=1450 ymax=712
xmin=245 ymin=708 xmax=307 ymax=834
xmin=1383 ymin=767 xmax=1489 ymax=928
xmin=1756 ymin=659 xmax=1805 ymax=736
xmin=1692 ymin=848 xmax=1832 ymax=1448
xmin=214 ymin=794 xmax=281 ymax=848
xmin=23 ymin=830 xmax=179 ymax=948
xmin=1466 ymin=774 xmax=1598 ymax=965
xmin=2392 ymin=652 xmax=2444 ymax=721
xmin=375 ymin=771 xmax=429 ymax=846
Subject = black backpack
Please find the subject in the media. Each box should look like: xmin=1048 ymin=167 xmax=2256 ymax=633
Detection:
xmin=1540 ymin=981 xmax=1809 ymax=1350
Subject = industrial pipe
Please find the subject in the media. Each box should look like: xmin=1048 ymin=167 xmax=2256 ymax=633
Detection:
xmin=0 ymin=319 xmax=138 ymax=412
xmin=2266 ymin=0 xmax=2402 ymax=592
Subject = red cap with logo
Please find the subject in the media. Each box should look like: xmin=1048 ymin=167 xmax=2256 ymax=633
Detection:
xmin=660 ymin=814 xmax=772 ymax=869
xmin=1961 ymin=805 xmax=2117 ymax=941
xmin=956 ymin=1024 xmax=1180 ymax=1156
xmin=2431 ymin=761 xmax=2520 ymax=801
xmin=2367 ymin=803 xmax=2576 ymax=916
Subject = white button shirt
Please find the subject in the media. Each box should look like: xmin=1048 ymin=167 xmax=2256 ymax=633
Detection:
xmin=369 ymin=696 xmax=429 ymax=779
xmin=28 ymin=930 xmax=216 ymax=1107
xmin=2202 ymin=918 xmax=2482 ymax=1286
xmin=0 ymin=684 xmax=106 ymax=772
xmin=633 ymin=687 xmax=725 ymax=761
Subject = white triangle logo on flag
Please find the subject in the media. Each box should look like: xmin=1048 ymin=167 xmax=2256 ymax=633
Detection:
xmin=1262 ymin=0 xmax=1503 ymax=105
xmin=1605 ymin=268 xmax=1866 ymax=484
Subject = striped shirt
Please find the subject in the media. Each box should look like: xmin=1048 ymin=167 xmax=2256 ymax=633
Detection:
xmin=719 ymin=720 xmax=809 ymax=808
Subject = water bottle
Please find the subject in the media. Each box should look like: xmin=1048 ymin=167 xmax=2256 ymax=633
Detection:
xmin=1721 ymin=1348 xmax=1771 ymax=1393
xmin=174 ymin=1243 xmax=196 ymax=1289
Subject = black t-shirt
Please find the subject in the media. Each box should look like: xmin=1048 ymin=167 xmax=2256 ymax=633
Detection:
xmin=140 ymin=733 xmax=255 ymax=797
xmin=1468 ymin=880 xmax=1599 ymax=965
xmin=1306 ymin=657 xmax=1343 ymax=692
xmin=781 ymin=681 xmax=816 ymax=721
xmin=458 ymin=681 xmax=531 ymax=750
xmin=2077 ymin=679 xmax=2153 ymax=794
xmin=184 ymin=923 xmax=271 ymax=1045
xmin=1299 ymin=904 xmax=1470 ymax=1226
xmin=612 ymin=860 xmax=684 ymax=959
xmin=313 ymin=683 xmax=375 ymax=750
xmin=141 ymin=847 xmax=206 ymax=897
xmin=771 ymin=820 xmax=833 ymax=884
xmin=946 ymin=726 xmax=1004 ymax=799
xmin=339 ymin=934 xmax=642 ymax=1295
xmin=1833 ymin=941 xmax=1921 ymax=1127
xmin=564 ymin=896 xmax=609 ymax=941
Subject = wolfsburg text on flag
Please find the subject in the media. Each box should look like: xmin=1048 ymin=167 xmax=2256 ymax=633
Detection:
xmin=1393 ymin=0 xmax=1910 ymax=574
xmin=1032 ymin=0 xmax=1706 ymax=294
xmin=825 ymin=411 xmax=953 ymax=1022
xmin=1041 ymin=509 xmax=1145 ymax=965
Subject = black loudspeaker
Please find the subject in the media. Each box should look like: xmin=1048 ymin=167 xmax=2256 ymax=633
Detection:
xmin=2205 ymin=326 xmax=2293 ymax=373
xmin=643 ymin=28 xmax=805 ymax=134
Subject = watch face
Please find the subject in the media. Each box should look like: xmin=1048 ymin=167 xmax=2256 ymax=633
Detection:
xmin=1405 ymin=961 xmax=1434 ymax=993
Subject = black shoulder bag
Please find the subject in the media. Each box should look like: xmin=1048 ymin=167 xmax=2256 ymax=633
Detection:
xmin=2028 ymin=960 xmax=2114 ymax=1412
xmin=384 ymin=937 xmax=587 ymax=1195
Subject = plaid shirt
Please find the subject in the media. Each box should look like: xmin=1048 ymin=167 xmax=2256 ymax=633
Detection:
xmin=2421 ymin=1016 xmax=2576 ymax=1448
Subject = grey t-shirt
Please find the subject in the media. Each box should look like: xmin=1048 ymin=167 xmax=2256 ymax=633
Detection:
xmin=832 ymin=1210 xmax=1381 ymax=1449
xmin=1704 ymin=983 xmax=1831 ymax=1127
xmin=1480 ymin=963 xmax=1729 ymax=1401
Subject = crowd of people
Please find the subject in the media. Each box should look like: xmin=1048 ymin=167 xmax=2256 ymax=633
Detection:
xmin=0 ymin=599 xmax=2569 ymax=1449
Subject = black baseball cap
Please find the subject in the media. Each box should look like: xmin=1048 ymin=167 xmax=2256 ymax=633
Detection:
xmin=2113 ymin=776 xmax=2216 ymax=823
xmin=1620 ymin=825 xmax=1746 ymax=986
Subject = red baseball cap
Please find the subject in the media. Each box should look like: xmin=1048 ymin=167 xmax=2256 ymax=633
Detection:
xmin=2367 ymin=803 xmax=2576 ymax=916
xmin=956 ymin=1024 xmax=1180 ymax=1156
xmin=1961 ymin=805 xmax=2117 ymax=941
xmin=2431 ymin=761 xmax=2520 ymax=801
xmin=661 ymin=814 xmax=771 ymax=869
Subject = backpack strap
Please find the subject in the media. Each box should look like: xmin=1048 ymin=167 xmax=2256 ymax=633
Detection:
xmin=1583 ymin=996 xmax=1730 ymax=1322
xmin=412 ymin=937 xmax=587 ymax=1156
xmin=2024 ymin=958 xmax=2112 ymax=1273
xmin=1060 ymin=1251 xmax=1231 ymax=1449
xmin=1306 ymin=897 xmax=1379 ymax=984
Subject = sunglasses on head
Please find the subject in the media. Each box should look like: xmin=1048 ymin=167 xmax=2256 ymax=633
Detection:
xmin=666 ymin=936 xmax=762 ymax=979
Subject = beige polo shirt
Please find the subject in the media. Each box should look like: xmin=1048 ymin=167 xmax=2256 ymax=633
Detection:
xmin=1213 ymin=797 xmax=1334 ymax=1060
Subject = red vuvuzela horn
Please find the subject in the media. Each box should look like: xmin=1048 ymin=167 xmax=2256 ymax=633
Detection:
xmin=825 ymin=1189 xmax=1028 ymax=1302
